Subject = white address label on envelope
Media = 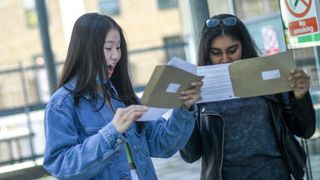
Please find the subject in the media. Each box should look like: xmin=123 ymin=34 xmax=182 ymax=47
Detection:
xmin=166 ymin=83 xmax=181 ymax=93
xmin=261 ymin=69 xmax=280 ymax=80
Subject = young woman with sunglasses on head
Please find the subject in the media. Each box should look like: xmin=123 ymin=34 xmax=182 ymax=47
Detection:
xmin=43 ymin=13 xmax=203 ymax=180
xmin=180 ymin=14 xmax=315 ymax=180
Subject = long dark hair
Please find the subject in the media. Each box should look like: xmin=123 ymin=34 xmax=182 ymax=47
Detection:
xmin=58 ymin=13 xmax=139 ymax=107
xmin=198 ymin=14 xmax=259 ymax=66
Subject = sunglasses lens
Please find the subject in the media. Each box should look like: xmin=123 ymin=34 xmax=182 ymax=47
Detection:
xmin=222 ymin=17 xmax=237 ymax=26
xmin=205 ymin=17 xmax=237 ymax=28
xmin=206 ymin=19 xmax=220 ymax=28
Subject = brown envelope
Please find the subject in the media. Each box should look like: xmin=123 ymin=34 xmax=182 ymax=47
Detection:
xmin=229 ymin=50 xmax=296 ymax=97
xmin=141 ymin=65 xmax=204 ymax=108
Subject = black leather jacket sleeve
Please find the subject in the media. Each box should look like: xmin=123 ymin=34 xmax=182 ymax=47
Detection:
xmin=279 ymin=91 xmax=316 ymax=139
xmin=180 ymin=107 xmax=203 ymax=163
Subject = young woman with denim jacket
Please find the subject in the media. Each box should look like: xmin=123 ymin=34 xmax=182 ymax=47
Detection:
xmin=180 ymin=14 xmax=315 ymax=180
xmin=43 ymin=13 xmax=203 ymax=180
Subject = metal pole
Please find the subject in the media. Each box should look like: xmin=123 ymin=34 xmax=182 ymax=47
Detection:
xmin=291 ymin=50 xmax=313 ymax=180
xmin=35 ymin=0 xmax=57 ymax=94
xmin=188 ymin=0 xmax=210 ymax=58
xmin=301 ymin=139 xmax=313 ymax=180
xmin=228 ymin=0 xmax=237 ymax=15
xmin=19 ymin=62 xmax=36 ymax=163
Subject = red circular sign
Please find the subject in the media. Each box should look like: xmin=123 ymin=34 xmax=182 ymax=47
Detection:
xmin=285 ymin=0 xmax=313 ymax=18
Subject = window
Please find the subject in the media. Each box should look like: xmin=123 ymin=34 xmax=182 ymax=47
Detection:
xmin=157 ymin=0 xmax=178 ymax=10
xmin=23 ymin=0 xmax=38 ymax=28
xmin=235 ymin=0 xmax=279 ymax=19
xmin=269 ymin=0 xmax=280 ymax=12
xmin=163 ymin=35 xmax=186 ymax=61
xmin=211 ymin=0 xmax=230 ymax=15
xmin=99 ymin=0 xmax=120 ymax=16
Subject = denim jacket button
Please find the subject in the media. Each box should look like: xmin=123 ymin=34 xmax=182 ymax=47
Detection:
xmin=134 ymin=145 xmax=138 ymax=150
xmin=116 ymin=138 xmax=122 ymax=144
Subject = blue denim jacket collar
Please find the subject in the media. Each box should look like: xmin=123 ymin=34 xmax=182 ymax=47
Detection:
xmin=63 ymin=77 xmax=118 ymax=100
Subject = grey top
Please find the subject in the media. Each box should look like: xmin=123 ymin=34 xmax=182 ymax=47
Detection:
xmin=212 ymin=96 xmax=289 ymax=180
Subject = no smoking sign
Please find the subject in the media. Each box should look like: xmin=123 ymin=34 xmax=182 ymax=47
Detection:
xmin=284 ymin=0 xmax=319 ymax=36
xmin=285 ymin=0 xmax=313 ymax=18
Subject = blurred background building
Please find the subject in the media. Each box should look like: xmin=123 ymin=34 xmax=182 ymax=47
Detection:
xmin=0 ymin=0 xmax=319 ymax=179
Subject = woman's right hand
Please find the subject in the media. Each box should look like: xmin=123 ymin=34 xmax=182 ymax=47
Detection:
xmin=289 ymin=69 xmax=310 ymax=100
xmin=112 ymin=105 xmax=148 ymax=133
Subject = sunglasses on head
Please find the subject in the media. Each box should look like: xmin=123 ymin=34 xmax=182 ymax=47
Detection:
xmin=205 ymin=17 xmax=238 ymax=28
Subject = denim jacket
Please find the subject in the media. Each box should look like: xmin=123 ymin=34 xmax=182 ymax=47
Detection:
xmin=43 ymin=79 xmax=196 ymax=180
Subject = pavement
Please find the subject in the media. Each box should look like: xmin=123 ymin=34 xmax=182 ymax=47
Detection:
xmin=152 ymin=154 xmax=201 ymax=180
xmin=309 ymin=154 xmax=320 ymax=179
xmin=34 ymin=153 xmax=320 ymax=180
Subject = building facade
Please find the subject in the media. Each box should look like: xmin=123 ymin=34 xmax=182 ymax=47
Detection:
xmin=0 ymin=0 xmax=185 ymax=109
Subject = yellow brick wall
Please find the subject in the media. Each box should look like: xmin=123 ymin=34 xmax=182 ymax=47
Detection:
xmin=0 ymin=0 xmax=182 ymax=108
xmin=0 ymin=0 xmax=66 ymax=68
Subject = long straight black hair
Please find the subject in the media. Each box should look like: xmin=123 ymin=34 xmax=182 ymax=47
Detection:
xmin=198 ymin=13 xmax=259 ymax=66
xmin=58 ymin=13 xmax=139 ymax=107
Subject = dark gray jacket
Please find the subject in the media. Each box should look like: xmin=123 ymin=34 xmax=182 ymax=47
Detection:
xmin=180 ymin=92 xmax=315 ymax=180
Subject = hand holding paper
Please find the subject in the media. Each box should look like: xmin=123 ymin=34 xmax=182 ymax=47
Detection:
xmin=141 ymin=57 xmax=204 ymax=108
xmin=289 ymin=69 xmax=311 ymax=99
xmin=138 ymin=57 xmax=203 ymax=121
xmin=112 ymin=105 xmax=148 ymax=133
xmin=179 ymin=80 xmax=203 ymax=110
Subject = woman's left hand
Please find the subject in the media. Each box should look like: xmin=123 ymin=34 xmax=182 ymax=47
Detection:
xmin=179 ymin=81 xmax=203 ymax=110
xmin=289 ymin=69 xmax=310 ymax=100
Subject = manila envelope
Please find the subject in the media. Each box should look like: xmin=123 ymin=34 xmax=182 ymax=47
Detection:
xmin=141 ymin=65 xmax=204 ymax=108
xmin=229 ymin=50 xmax=296 ymax=97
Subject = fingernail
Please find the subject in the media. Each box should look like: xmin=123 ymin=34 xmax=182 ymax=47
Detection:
xmin=288 ymin=77 xmax=292 ymax=80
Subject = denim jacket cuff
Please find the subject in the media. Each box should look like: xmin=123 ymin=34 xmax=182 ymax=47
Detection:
xmin=179 ymin=105 xmax=197 ymax=118
xmin=98 ymin=122 xmax=126 ymax=150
